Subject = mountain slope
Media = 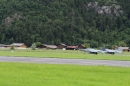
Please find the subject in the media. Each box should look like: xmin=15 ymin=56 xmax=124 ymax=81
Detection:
xmin=0 ymin=0 xmax=130 ymax=47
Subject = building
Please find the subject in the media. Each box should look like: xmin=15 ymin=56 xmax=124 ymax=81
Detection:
xmin=0 ymin=44 xmax=11 ymax=48
xmin=118 ymin=47 xmax=129 ymax=52
xmin=11 ymin=43 xmax=27 ymax=49
xmin=78 ymin=44 xmax=86 ymax=49
xmin=66 ymin=46 xmax=78 ymax=50
xmin=57 ymin=43 xmax=67 ymax=50
xmin=0 ymin=44 xmax=6 ymax=48
xmin=38 ymin=44 xmax=57 ymax=49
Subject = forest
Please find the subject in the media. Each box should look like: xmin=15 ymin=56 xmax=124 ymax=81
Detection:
xmin=0 ymin=0 xmax=130 ymax=48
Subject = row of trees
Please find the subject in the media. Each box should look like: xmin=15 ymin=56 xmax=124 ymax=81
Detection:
xmin=0 ymin=0 xmax=130 ymax=48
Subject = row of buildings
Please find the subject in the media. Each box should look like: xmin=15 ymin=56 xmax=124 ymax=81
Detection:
xmin=0 ymin=43 xmax=130 ymax=51
xmin=0 ymin=43 xmax=86 ymax=50
xmin=37 ymin=43 xmax=86 ymax=50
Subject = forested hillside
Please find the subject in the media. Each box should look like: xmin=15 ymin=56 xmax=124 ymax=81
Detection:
xmin=0 ymin=0 xmax=130 ymax=47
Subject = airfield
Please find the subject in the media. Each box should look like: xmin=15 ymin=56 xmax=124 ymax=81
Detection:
xmin=0 ymin=49 xmax=130 ymax=86
xmin=0 ymin=49 xmax=130 ymax=60
xmin=0 ymin=49 xmax=130 ymax=67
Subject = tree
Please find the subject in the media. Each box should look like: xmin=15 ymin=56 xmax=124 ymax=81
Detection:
xmin=36 ymin=42 xmax=41 ymax=47
xmin=84 ymin=43 xmax=90 ymax=48
xmin=0 ymin=0 xmax=130 ymax=47
xmin=10 ymin=45 xmax=15 ymax=50
xmin=90 ymin=40 xmax=98 ymax=48
xmin=118 ymin=41 xmax=127 ymax=47
xmin=31 ymin=43 xmax=36 ymax=50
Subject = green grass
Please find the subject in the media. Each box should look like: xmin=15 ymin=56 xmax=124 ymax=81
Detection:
xmin=0 ymin=62 xmax=130 ymax=86
xmin=0 ymin=49 xmax=130 ymax=60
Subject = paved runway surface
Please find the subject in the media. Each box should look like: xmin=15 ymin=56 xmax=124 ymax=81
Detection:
xmin=0 ymin=56 xmax=130 ymax=67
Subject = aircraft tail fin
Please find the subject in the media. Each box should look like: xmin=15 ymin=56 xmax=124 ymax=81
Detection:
xmin=101 ymin=47 xmax=106 ymax=51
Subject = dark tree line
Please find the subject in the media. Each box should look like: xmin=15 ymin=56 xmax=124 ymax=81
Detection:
xmin=0 ymin=0 xmax=130 ymax=47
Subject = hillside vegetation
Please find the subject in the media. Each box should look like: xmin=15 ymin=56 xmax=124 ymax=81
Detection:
xmin=0 ymin=0 xmax=130 ymax=47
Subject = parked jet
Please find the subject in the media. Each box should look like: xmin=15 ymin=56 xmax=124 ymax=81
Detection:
xmin=88 ymin=49 xmax=100 ymax=54
xmin=80 ymin=48 xmax=99 ymax=54
xmin=115 ymin=48 xmax=123 ymax=54
xmin=99 ymin=47 xmax=107 ymax=54
xmin=99 ymin=46 xmax=115 ymax=54
xmin=105 ymin=49 xmax=115 ymax=54
xmin=99 ymin=47 xmax=123 ymax=54
xmin=80 ymin=48 xmax=89 ymax=52
xmin=80 ymin=47 xmax=123 ymax=55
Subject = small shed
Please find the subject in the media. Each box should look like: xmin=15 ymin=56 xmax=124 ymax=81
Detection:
xmin=12 ymin=43 xmax=27 ymax=49
xmin=38 ymin=44 xmax=57 ymax=49
xmin=57 ymin=43 xmax=67 ymax=49
xmin=78 ymin=44 xmax=86 ymax=49
xmin=0 ymin=44 xmax=6 ymax=48
xmin=0 ymin=44 xmax=11 ymax=48
xmin=66 ymin=46 xmax=78 ymax=50
xmin=118 ymin=47 xmax=129 ymax=52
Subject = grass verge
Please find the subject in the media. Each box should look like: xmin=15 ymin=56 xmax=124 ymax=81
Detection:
xmin=0 ymin=62 xmax=130 ymax=86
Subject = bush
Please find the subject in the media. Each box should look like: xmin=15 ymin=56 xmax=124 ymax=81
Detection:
xmin=31 ymin=43 xmax=36 ymax=50
xmin=10 ymin=45 xmax=15 ymax=50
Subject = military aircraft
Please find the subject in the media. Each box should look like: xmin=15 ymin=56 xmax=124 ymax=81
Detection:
xmin=80 ymin=47 xmax=123 ymax=55
xmin=99 ymin=47 xmax=123 ymax=54
xmin=80 ymin=48 xmax=100 ymax=54
xmin=99 ymin=47 xmax=107 ymax=54
xmin=105 ymin=49 xmax=115 ymax=54
xmin=115 ymin=48 xmax=123 ymax=54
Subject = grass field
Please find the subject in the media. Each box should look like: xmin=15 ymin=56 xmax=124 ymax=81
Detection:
xmin=0 ymin=49 xmax=130 ymax=60
xmin=0 ymin=62 xmax=130 ymax=86
xmin=0 ymin=49 xmax=130 ymax=86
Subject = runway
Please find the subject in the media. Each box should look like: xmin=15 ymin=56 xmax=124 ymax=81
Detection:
xmin=0 ymin=56 xmax=130 ymax=67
